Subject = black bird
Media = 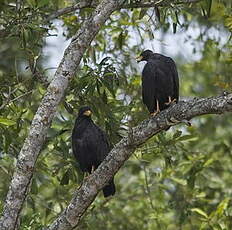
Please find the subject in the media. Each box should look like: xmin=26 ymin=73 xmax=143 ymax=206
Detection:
xmin=72 ymin=106 xmax=115 ymax=197
xmin=136 ymin=50 xmax=179 ymax=115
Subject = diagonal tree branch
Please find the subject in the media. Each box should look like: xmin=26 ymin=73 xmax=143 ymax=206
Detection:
xmin=0 ymin=0 xmax=126 ymax=229
xmin=46 ymin=93 xmax=232 ymax=230
xmin=47 ymin=0 xmax=96 ymax=21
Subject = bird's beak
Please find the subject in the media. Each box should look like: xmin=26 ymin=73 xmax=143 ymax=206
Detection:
xmin=83 ymin=110 xmax=92 ymax=116
xmin=136 ymin=55 xmax=143 ymax=62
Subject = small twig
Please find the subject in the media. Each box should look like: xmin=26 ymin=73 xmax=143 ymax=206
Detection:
xmin=0 ymin=87 xmax=18 ymax=110
xmin=148 ymin=7 xmax=156 ymax=22
xmin=0 ymin=90 xmax=33 ymax=110
xmin=26 ymin=50 xmax=49 ymax=86
xmin=9 ymin=90 xmax=33 ymax=104
xmin=142 ymin=163 xmax=155 ymax=209
xmin=30 ymin=195 xmax=59 ymax=215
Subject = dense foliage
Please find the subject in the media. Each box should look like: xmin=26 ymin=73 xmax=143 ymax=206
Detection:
xmin=0 ymin=0 xmax=231 ymax=229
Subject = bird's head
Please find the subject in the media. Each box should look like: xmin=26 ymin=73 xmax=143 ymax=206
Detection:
xmin=78 ymin=106 xmax=92 ymax=117
xmin=136 ymin=50 xmax=154 ymax=62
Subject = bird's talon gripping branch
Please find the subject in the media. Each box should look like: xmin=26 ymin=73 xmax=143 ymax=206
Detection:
xmin=150 ymin=100 xmax=160 ymax=116
xmin=150 ymin=110 xmax=160 ymax=117
xmin=165 ymin=96 xmax=177 ymax=105
xmin=85 ymin=171 xmax=92 ymax=179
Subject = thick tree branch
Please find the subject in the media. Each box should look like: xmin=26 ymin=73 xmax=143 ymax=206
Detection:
xmin=47 ymin=0 xmax=96 ymax=21
xmin=0 ymin=0 xmax=125 ymax=229
xmin=48 ymin=0 xmax=203 ymax=21
xmin=46 ymin=93 xmax=232 ymax=230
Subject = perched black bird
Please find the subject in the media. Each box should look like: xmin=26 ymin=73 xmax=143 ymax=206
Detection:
xmin=72 ymin=106 xmax=115 ymax=197
xmin=136 ymin=50 xmax=179 ymax=115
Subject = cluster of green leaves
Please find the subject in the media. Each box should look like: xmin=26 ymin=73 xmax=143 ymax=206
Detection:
xmin=0 ymin=0 xmax=232 ymax=229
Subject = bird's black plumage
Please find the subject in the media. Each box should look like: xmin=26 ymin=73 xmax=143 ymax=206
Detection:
xmin=71 ymin=106 xmax=115 ymax=197
xmin=137 ymin=50 xmax=179 ymax=114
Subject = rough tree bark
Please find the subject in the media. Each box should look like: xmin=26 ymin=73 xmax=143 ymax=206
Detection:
xmin=0 ymin=0 xmax=125 ymax=229
xmin=45 ymin=93 xmax=232 ymax=230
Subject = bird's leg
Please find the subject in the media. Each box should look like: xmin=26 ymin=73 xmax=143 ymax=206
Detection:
xmin=84 ymin=172 xmax=88 ymax=178
xmin=83 ymin=166 xmax=95 ymax=181
xmin=91 ymin=165 xmax=95 ymax=174
xmin=83 ymin=171 xmax=90 ymax=180
xmin=150 ymin=100 xmax=160 ymax=116
xmin=80 ymin=172 xmax=90 ymax=187
xmin=165 ymin=96 xmax=177 ymax=105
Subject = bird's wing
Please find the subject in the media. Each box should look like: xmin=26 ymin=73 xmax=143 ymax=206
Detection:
xmin=142 ymin=62 xmax=157 ymax=112
xmin=72 ymin=122 xmax=97 ymax=172
xmin=166 ymin=57 xmax=179 ymax=101
xmin=72 ymin=134 xmax=82 ymax=160
xmin=94 ymin=124 xmax=111 ymax=162
xmin=71 ymin=133 xmax=88 ymax=171
xmin=172 ymin=63 xmax=179 ymax=101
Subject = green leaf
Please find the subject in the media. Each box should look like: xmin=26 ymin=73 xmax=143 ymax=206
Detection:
xmin=118 ymin=32 xmax=124 ymax=49
xmin=173 ymin=22 xmax=177 ymax=34
xmin=102 ymin=75 xmax=116 ymax=97
xmin=31 ymin=178 xmax=38 ymax=194
xmin=102 ymin=90 xmax=108 ymax=104
xmin=214 ymin=198 xmax=230 ymax=217
xmin=225 ymin=16 xmax=232 ymax=31
xmin=0 ymin=118 xmax=16 ymax=126
xmin=26 ymin=0 xmax=36 ymax=7
xmin=191 ymin=208 xmax=208 ymax=219
xmin=205 ymin=0 xmax=212 ymax=17
xmin=60 ymin=169 xmax=70 ymax=185
xmin=148 ymin=30 xmax=154 ymax=39
xmin=99 ymin=57 xmax=111 ymax=66
xmin=155 ymin=7 xmax=160 ymax=22
xmin=177 ymin=135 xmax=197 ymax=142
xmin=171 ymin=177 xmax=187 ymax=186
xmin=139 ymin=9 xmax=147 ymax=20
xmin=173 ymin=130 xmax=182 ymax=139
xmin=203 ymin=158 xmax=214 ymax=167
xmin=37 ymin=0 xmax=49 ymax=8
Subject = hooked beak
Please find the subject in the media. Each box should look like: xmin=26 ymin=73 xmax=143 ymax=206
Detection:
xmin=136 ymin=55 xmax=143 ymax=62
xmin=83 ymin=110 xmax=92 ymax=116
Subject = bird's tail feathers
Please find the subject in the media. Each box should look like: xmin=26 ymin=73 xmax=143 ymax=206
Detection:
xmin=103 ymin=179 xmax=116 ymax=198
